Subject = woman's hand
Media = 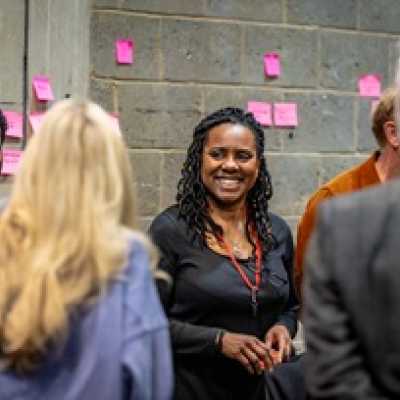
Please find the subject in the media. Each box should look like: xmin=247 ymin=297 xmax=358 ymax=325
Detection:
xmin=264 ymin=324 xmax=292 ymax=367
xmin=220 ymin=332 xmax=270 ymax=375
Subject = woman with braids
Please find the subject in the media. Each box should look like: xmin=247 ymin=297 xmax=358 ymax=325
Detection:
xmin=0 ymin=100 xmax=172 ymax=399
xmin=150 ymin=107 xmax=300 ymax=400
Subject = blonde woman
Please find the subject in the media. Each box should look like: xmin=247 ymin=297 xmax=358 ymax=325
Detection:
xmin=0 ymin=100 xmax=173 ymax=400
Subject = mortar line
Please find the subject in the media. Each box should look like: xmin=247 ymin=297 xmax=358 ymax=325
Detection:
xmin=90 ymin=77 xmax=367 ymax=97
xmin=92 ymin=8 xmax=400 ymax=39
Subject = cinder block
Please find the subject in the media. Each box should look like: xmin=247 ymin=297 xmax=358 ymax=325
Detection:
xmin=161 ymin=19 xmax=241 ymax=83
xmin=0 ymin=182 xmax=12 ymax=199
xmin=243 ymin=26 xmax=318 ymax=87
xmin=117 ymin=83 xmax=202 ymax=148
xmin=129 ymin=151 xmax=161 ymax=216
xmin=360 ymin=0 xmax=400 ymax=34
xmin=160 ymin=152 xmax=186 ymax=209
xmin=317 ymin=156 xmax=367 ymax=186
xmin=204 ymin=86 xmax=283 ymax=151
xmin=94 ymin=0 xmax=206 ymax=16
xmin=281 ymin=94 xmax=354 ymax=153
xmin=388 ymin=40 xmax=400 ymax=83
xmin=0 ymin=1 xmax=24 ymax=103
xmin=287 ymin=0 xmax=356 ymax=28
xmin=89 ymin=79 xmax=115 ymax=112
xmin=205 ymin=0 xmax=282 ymax=22
xmin=320 ymin=32 xmax=390 ymax=90
xmin=356 ymin=99 xmax=379 ymax=153
xmin=267 ymin=155 xmax=319 ymax=216
xmin=91 ymin=13 xmax=160 ymax=79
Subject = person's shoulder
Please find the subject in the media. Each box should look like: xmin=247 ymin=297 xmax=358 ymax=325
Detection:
xmin=120 ymin=232 xmax=168 ymax=332
xmin=149 ymin=205 xmax=180 ymax=233
xmin=322 ymin=179 xmax=400 ymax=218
xmin=269 ymin=212 xmax=292 ymax=239
xmin=304 ymin=157 xmax=372 ymax=213
xmin=121 ymin=231 xmax=154 ymax=284
xmin=322 ymin=157 xmax=373 ymax=194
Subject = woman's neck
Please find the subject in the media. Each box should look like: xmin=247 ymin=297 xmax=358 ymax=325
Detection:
xmin=207 ymin=199 xmax=247 ymax=229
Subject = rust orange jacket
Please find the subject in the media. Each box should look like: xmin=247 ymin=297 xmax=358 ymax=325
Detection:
xmin=295 ymin=152 xmax=380 ymax=300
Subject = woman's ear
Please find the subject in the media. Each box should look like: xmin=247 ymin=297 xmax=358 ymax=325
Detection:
xmin=383 ymin=121 xmax=399 ymax=149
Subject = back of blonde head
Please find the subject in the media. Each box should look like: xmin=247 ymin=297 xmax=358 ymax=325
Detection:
xmin=0 ymin=100 xmax=136 ymax=372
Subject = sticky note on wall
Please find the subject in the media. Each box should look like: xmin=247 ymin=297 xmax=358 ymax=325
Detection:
xmin=247 ymin=101 xmax=272 ymax=126
xmin=4 ymin=111 xmax=23 ymax=138
xmin=32 ymin=75 xmax=54 ymax=102
xmin=274 ymin=103 xmax=298 ymax=127
xmin=115 ymin=38 xmax=134 ymax=64
xmin=1 ymin=149 xmax=22 ymax=175
xmin=358 ymin=74 xmax=381 ymax=98
xmin=264 ymin=52 xmax=281 ymax=77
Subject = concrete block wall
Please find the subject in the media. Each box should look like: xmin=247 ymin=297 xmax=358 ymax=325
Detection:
xmin=0 ymin=0 xmax=91 ymax=195
xmin=0 ymin=1 xmax=25 ymax=196
xmin=90 ymin=0 xmax=400 ymax=235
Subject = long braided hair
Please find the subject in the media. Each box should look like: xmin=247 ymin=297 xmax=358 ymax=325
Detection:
xmin=177 ymin=107 xmax=275 ymax=253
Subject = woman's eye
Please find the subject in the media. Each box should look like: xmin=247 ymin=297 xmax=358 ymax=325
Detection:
xmin=236 ymin=151 xmax=253 ymax=161
xmin=209 ymin=150 xmax=224 ymax=159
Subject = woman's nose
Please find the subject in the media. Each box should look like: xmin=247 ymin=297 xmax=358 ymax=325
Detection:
xmin=222 ymin=156 xmax=239 ymax=170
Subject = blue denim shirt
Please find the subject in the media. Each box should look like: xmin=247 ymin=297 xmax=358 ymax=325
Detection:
xmin=0 ymin=238 xmax=173 ymax=400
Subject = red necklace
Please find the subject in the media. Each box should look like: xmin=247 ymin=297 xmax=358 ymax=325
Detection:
xmin=217 ymin=228 xmax=262 ymax=317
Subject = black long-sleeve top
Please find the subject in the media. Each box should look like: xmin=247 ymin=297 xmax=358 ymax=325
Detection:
xmin=150 ymin=205 xmax=299 ymax=400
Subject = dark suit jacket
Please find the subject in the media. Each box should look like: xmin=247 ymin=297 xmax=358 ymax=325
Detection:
xmin=304 ymin=179 xmax=400 ymax=400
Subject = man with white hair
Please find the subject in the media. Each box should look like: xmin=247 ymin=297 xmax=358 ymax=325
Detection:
xmin=295 ymin=86 xmax=400 ymax=300
xmin=304 ymin=87 xmax=400 ymax=398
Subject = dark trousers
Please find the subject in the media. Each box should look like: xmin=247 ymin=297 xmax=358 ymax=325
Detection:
xmin=264 ymin=355 xmax=308 ymax=400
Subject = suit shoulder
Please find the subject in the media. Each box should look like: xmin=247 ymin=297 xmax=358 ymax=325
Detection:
xmin=317 ymin=180 xmax=400 ymax=240
xmin=323 ymin=180 xmax=397 ymax=214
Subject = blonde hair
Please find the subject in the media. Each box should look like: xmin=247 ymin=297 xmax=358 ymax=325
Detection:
xmin=0 ymin=100 xmax=137 ymax=372
xmin=372 ymin=87 xmax=397 ymax=147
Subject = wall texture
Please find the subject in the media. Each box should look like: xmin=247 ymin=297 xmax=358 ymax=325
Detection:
xmin=0 ymin=1 xmax=25 ymax=196
xmin=90 ymin=0 xmax=400 ymax=235
xmin=0 ymin=0 xmax=91 ymax=194
xmin=2 ymin=1 xmax=400 ymax=234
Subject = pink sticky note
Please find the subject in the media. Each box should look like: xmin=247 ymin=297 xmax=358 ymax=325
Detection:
xmin=32 ymin=75 xmax=54 ymax=101
xmin=29 ymin=112 xmax=46 ymax=133
xmin=115 ymin=39 xmax=134 ymax=64
xmin=247 ymin=101 xmax=272 ymax=126
xmin=274 ymin=103 xmax=298 ymax=127
xmin=1 ymin=149 xmax=22 ymax=175
xmin=3 ymin=111 xmax=23 ymax=138
xmin=109 ymin=112 xmax=121 ymax=134
xmin=264 ymin=52 xmax=281 ymax=77
xmin=358 ymin=74 xmax=381 ymax=98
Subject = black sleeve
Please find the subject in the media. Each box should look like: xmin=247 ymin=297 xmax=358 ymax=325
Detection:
xmin=276 ymin=226 xmax=299 ymax=338
xmin=303 ymin=203 xmax=381 ymax=400
xmin=149 ymin=211 xmax=220 ymax=357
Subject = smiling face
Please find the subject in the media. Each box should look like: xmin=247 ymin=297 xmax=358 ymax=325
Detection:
xmin=201 ymin=123 xmax=260 ymax=207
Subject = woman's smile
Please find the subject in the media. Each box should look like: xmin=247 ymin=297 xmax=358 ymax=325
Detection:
xmin=214 ymin=175 xmax=244 ymax=190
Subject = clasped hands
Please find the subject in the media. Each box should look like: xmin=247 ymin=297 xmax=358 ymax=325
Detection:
xmin=220 ymin=325 xmax=292 ymax=375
